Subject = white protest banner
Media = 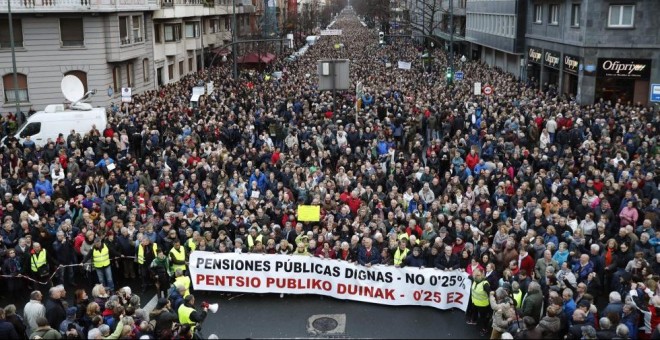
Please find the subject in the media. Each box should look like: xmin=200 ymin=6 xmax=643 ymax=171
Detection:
xmin=397 ymin=61 xmax=412 ymax=70
xmin=189 ymin=252 xmax=471 ymax=311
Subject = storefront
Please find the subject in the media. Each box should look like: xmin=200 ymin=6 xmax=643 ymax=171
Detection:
xmin=562 ymin=54 xmax=580 ymax=97
xmin=596 ymin=58 xmax=652 ymax=105
xmin=542 ymin=49 xmax=561 ymax=89
xmin=526 ymin=47 xmax=542 ymax=85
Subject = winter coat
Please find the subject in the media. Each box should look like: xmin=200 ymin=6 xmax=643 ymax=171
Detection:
xmin=490 ymin=295 xmax=515 ymax=333
xmin=537 ymin=315 xmax=561 ymax=339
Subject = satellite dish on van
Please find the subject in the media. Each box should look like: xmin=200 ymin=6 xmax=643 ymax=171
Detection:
xmin=61 ymin=75 xmax=93 ymax=110
xmin=61 ymin=75 xmax=85 ymax=103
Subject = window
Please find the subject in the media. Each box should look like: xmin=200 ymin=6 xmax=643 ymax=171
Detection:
xmin=179 ymin=61 xmax=184 ymax=76
xmin=164 ymin=24 xmax=181 ymax=42
xmin=59 ymin=18 xmax=84 ymax=47
xmin=185 ymin=22 xmax=200 ymax=38
xmin=168 ymin=63 xmax=174 ymax=80
xmin=63 ymin=70 xmax=88 ymax=93
xmin=143 ymin=59 xmax=149 ymax=82
xmin=211 ymin=19 xmax=219 ymax=33
xmin=19 ymin=122 xmax=40 ymax=138
xmin=113 ymin=67 xmax=121 ymax=92
xmin=154 ymin=24 xmax=162 ymax=43
xmin=608 ymin=5 xmax=634 ymax=27
xmin=549 ymin=4 xmax=558 ymax=25
xmin=119 ymin=16 xmax=130 ymax=45
xmin=132 ymin=16 xmax=142 ymax=43
xmin=126 ymin=62 xmax=134 ymax=87
xmin=0 ymin=19 xmax=23 ymax=48
xmin=571 ymin=4 xmax=580 ymax=27
xmin=534 ymin=4 xmax=542 ymax=23
xmin=188 ymin=57 xmax=193 ymax=72
xmin=3 ymin=73 xmax=29 ymax=103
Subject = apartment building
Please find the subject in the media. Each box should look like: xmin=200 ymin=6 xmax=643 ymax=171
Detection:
xmin=525 ymin=0 xmax=660 ymax=105
xmin=0 ymin=0 xmax=261 ymax=110
xmin=465 ymin=0 xmax=527 ymax=78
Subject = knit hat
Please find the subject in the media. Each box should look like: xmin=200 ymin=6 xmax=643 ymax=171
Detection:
xmin=66 ymin=307 xmax=77 ymax=317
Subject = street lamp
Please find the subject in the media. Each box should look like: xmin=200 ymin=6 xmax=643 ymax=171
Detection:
xmin=231 ymin=0 xmax=238 ymax=79
xmin=7 ymin=0 xmax=22 ymax=121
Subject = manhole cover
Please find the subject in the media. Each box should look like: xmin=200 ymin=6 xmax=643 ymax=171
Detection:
xmin=312 ymin=317 xmax=339 ymax=332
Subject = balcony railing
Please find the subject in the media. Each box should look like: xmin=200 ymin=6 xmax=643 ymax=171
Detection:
xmin=161 ymin=0 xmax=201 ymax=5
xmin=0 ymin=0 xmax=159 ymax=12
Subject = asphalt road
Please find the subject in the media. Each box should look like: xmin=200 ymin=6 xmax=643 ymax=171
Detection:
xmin=194 ymin=292 xmax=486 ymax=339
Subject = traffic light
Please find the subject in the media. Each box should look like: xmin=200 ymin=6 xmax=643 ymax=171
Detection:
xmin=446 ymin=67 xmax=453 ymax=85
xmin=378 ymin=31 xmax=385 ymax=45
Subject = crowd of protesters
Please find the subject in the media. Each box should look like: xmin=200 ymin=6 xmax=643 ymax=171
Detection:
xmin=0 ymin=7 xmax=658 ymax=340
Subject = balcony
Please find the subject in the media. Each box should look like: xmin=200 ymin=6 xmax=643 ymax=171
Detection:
xmin=0 ymin=0 xmax=159 ymax=13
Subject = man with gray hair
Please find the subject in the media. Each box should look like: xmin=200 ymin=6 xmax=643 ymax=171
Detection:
xmin=596 ymin=317 xmax=616 ymax=339
xmin=52 ymin=229 xmax=76 ymax=285
xmin=520 ymin=281 xmax=544 ymax=322
xmin=602 ymin=291 xmax=623 ymax=317
xmin=45 ymin=285 xmax=66 ymax=329
xmin=88 ymin=327 xmax=103 ymax=339
xmin=23 ymin=290 xmax=45 ymax=335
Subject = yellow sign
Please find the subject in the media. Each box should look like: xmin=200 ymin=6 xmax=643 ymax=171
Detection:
xmin=297 ymin=205 xmax=320 ymax=222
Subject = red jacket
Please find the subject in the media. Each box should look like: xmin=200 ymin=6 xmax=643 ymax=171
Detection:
xmin=519 ymin=254 xmax=535 ymax=277
xmin=465 ymin=153 xmax=479 ymax=170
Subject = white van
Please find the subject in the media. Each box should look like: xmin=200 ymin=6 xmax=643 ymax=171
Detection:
xmin=4 ymin=104 xmax=107 ymax=147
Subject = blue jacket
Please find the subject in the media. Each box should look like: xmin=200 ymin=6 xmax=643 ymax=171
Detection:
xmin=34 ymin=179 xmax=53 ymax=196
xmin=357 ymin=246 xmax=381 ymax=266
xmin=249 ymin=172 xmax=268 ymax=193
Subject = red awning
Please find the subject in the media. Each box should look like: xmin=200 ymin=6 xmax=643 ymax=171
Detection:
xmin=212 ymin=48 xmax=231 ymax=56
xmin=237 ymin=52 xmax=277 ymax=64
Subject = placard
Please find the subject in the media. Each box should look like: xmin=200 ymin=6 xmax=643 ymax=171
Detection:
xmin=297 ymin=205 xmax=320 ymax=221
xmin=190 ymin=252 xmax=472 ymax=311
xmin=397 ymin=61 xmax=411 ymax=70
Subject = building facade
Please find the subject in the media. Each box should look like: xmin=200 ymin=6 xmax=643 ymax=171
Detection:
xmin=525 ymin=0 xmax=660 ymax=105
xmin=0 ymin=0 xmax=261 ymax=110
xmin=465 ymin=0 xmax=527 ymax=78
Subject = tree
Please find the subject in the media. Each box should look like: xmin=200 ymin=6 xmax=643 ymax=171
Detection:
xmin=406 ymin=0 xmax=448 ymax=40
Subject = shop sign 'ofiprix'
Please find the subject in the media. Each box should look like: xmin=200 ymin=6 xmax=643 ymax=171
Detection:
xmin=563 ymin=54 xmax=580 ymax=74
xmin=528 ymin=47 xmax=542 ymax=64
xmin=597 ymin=58 xmax=651 ymax=79
xmin=543 ymin=50 xmax=561 ymax=69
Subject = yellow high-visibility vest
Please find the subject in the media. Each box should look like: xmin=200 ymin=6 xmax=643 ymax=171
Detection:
xmin=170 ymin=247 xmax=187 ymax=272
xmin=394 ymin=248 xmax=409 ymax=266
xmin=31 ymin=250 xmax=47 ymax=273
xmin=137 ymin=243 xmax=158 ymax=265
xmin=513 ymin=290 xmax=523 ymax=308
xmin=247 ymin=234 xmax=263 ymax=250
xmin=186 ymin=238 xmax=197 ymax=252
xmin=471 ymin=280 xmax=489 ymax=307
xmin=175 ymin=275 xmax=191 ymax=297
xmin=177 ymin=303 xmax=197 ymax=334
xmin=92 ymin=245 xmax=110 ymax=268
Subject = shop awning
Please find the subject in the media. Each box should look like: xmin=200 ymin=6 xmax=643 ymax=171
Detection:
xmin=212 ymin=47 xmax=231 ymax=56
xmin=237 ymin=52 xmax=277 ymax=64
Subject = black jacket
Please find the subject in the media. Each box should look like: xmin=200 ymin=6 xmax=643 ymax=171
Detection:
xmin=435 ymin=253 xmax=459 ymax=270
xmin=45 ymin=298 xmax=67 ymax=332
xmin=0 ymin=320 xmax=18 ymax=339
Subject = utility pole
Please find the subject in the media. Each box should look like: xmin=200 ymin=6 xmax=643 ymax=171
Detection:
xmin=448 ymin=0 xmax=454 ymax=85
xmin=231 ymin=0 xmax=239 ymax=79
xmin=7 ymin=0 xmax=22 ymax=121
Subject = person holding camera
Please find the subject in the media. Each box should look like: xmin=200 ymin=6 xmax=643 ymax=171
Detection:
xmin=52 ymin=230 xmax=76 ymax=286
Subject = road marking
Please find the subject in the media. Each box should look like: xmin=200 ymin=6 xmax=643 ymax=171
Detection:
xmin=143 ymin=294 xmax=159 ymax=314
